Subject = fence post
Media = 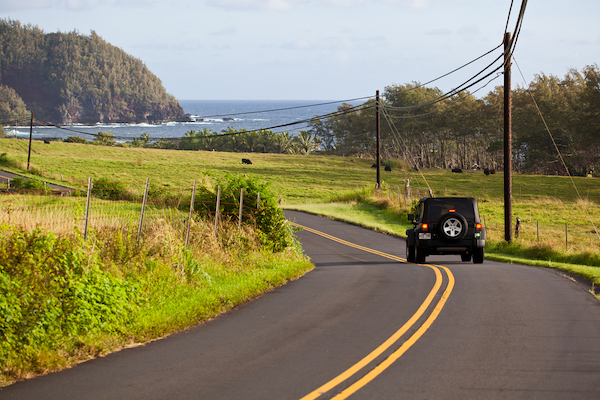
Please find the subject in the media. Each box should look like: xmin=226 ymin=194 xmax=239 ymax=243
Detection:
xmin=214 ymin=186 xmax=221 ymax=237
xmin=84 ymin=177 xmax=92 ymax=240
xmin=186 ymin=181 xmax=196 ymax=247
xmin=565 ymin=223 xmax=568 ymax=251
xmin=257 ymin=192 xmax=260 ymax=210
xmin=238 ymin=188 xmax=244 ymax=229
xmin=536 ymin=220 xmax=539 ymax=242
xmin=138 ymin=178 xmax=150 ymax=245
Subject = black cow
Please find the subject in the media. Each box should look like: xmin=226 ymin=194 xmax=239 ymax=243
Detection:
xmin=385 ymin=165 xmax=392 ymax=172
xmin=242 ymin=158 xmax=252 ymax=165
xmin=452 ymin=168 xmax=463 ymax=173
xmin=484 ymin=168 xmax=490 ymax=175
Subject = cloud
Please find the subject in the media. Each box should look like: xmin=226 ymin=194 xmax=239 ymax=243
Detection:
xmin=281 ymin=39 xmax=311 ymax=50
xmin=210 ymin=27 xmax=238 ymax=36
xmin=0 ymin=0 xmax=53 ymax=12
xmin=64 ymin=0 xmax=91 ymax=11
xmin=205 ymin=0 xmax=431 ymax=11
xmin=0 ymin=0 xmax=95 ymax=12
xmin=426 ymin=28 xmax=452 ymax=36
xmin=457 ymin=24 xmax=480 ymax=38
xmin=206 ymin=0 xmax=307 ymax=11
xmin=113 ymin=0 xmax=156 ymax=6
xmin=281 ymin=35 xmax=386 ymax=52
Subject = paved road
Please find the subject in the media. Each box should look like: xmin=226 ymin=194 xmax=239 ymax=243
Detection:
xmin=2 ymin=211 xmax=600 ymax=399
xmin=0 ymin=169 xmax=73 ymax=192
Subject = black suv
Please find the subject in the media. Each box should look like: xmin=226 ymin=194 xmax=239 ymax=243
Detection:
xmin=406 ymin=197 xmax=485 ymax=264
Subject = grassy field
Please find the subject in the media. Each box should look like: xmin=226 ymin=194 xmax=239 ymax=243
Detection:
xmin=2 ymin=137 xmax=600 ymax=277
xmin=3 ymin=138 xmax=600 ymax=203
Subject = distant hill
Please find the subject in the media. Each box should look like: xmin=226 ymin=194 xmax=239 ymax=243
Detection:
xmin=0 ymin=19 xmax=187 ymax=125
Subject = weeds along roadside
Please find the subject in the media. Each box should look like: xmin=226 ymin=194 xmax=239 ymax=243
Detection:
xmin=0 ymin=175 xmax=313 ymax=387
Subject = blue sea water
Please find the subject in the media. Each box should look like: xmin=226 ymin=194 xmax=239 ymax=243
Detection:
xmin=6 ymin=100 xmax=356 ymax=142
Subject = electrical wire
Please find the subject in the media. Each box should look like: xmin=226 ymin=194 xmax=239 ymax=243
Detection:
xmin=190 ymin=97 xmax=374 ymax=120
xmin=504 ymin=0 xmax=515 ymax=36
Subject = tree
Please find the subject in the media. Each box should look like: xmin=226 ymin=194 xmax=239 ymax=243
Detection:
xmin=293 ymin=131 xmax=320 ymax=155
xmin=93 ymin=131 xmax=115 ymax=146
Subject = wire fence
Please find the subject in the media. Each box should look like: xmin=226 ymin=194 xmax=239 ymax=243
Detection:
xmin=1 ymin=176 xmax=599 ymax=255
xmin=0 ymin=178 xmax=263 ymax=244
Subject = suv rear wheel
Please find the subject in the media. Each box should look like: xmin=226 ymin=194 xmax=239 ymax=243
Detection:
xmin=406 ymin=244 xmax=416 ymax=263
xmin=415 ymin=247 xmax=426 ymax=263
xmin=473 ymin=247 xmax=484 ymax=264
xmin=438 ymin=213 xmax=468 ymax=242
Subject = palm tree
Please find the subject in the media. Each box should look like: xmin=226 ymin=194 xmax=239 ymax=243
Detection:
xmin=94 ymin=131 xmax=115 ymax=146
xmin=294 ymin=131 xmax=320 ymax=155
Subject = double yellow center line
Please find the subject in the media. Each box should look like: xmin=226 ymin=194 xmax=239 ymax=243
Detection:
xmin=290 ymin=222 xmax=455 ymax=400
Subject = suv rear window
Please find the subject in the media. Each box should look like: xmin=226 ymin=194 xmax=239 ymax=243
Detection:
xmin=423 ymin=199 xmax=475 ymax=221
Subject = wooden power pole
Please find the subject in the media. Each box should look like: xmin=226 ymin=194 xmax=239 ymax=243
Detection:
xmin=27 ymin=111 xmax=33 ymax=170
xmin=504 ymin=32 xmax=513 ymax=242
xmin=376 ymin=90 xmax=381 ymax=189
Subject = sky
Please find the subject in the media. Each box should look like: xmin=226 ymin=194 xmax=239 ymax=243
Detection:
xmin=1 ymin=0 xmax=599 ymax=100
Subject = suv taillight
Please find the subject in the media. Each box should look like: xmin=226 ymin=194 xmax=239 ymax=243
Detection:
xmin=421 ymin=223 xmax=429 ymax=231
xmin=475 ymin=223 xmax=482 ymax=232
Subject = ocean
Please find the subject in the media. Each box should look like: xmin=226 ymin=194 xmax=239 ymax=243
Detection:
xmin=6 ymin=100 xmax=358 ymax=142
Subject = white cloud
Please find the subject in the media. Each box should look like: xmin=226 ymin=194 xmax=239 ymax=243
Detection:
xmin=210 ymin=26 xmax=238 ymax=36
xmin=206 ymin=0 xmax=306 ymax=11
xmin=281 ymin=39 xmax=311 ymax=49
xmin=457 ymin=24 xmax=480 ymax=38
xmin=426 ymin=28 xmax=452 ymax=36
xmin=64 ymin=0 xmax=91 ymax=11
xmin=0 ymin=0 xmax=53 ymax=12
xmin=113 ymin=0 xmax=156 ymax=6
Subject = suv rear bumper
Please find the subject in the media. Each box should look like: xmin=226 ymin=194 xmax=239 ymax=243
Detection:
xmin=415 ymin=237 xmax=485 ymax=255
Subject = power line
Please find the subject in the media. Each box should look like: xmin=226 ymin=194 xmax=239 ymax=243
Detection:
xmin=190 ymin=97 xmax=374 ymax=120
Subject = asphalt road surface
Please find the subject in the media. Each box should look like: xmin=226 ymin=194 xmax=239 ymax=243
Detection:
xmin=0 ymin=169 xmax=73 ymax=192
xmin=2 ymin=211 xmax=600 ymax=399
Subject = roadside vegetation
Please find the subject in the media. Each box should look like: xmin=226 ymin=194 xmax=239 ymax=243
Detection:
xmin=1 ymin=139 xmax=600 ymax=385
xmin=0 ymin=169 xmax=312 ymax=386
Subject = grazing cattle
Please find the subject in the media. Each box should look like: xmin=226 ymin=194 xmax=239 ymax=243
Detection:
xmin=242 ymin=158 xmax=252 ymax=165
xmin=371 ymin=164 xmax=377 ymax=168
xmin=385 ymin=165 xmax=392 ymax=172
xmin=452 ymin=168 xmax=463 ymax=173
xmin=489 ymin=168 xmax=496 ymax=174
xmin=44 ymin=139 xmax=51 ymax=144
xmin=484 ymin=168 xmax=490 ymax=175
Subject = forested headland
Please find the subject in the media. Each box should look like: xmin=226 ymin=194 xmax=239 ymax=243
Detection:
xmin=309 ymin=65 xmax=600 ymax=177
xmin=0 ymin=19 xmax=186 ymax=125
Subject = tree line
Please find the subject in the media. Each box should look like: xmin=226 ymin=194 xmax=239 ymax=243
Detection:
xmin=63 ymin=128 xmax=322 ymax=155
xmin=308 ymin=64 xmax=600 ymax=176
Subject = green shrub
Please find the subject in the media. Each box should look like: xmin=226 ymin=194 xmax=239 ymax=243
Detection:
xmin=91 ymin=177 xmax=135 ymax=201
xmin=64 ymin=136 xmax=88 ymax=144
xmin=0 ymin=225 xmax=140 ymax=374
xmin=214 ymin=174 xmax=293 ymax=251
xmin=9 ymin=177 xmax=48 ymax=193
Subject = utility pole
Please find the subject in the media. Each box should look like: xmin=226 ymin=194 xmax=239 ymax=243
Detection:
xmin=504 ymin=32 xmax=513 ymax=242
xmin=27 ymin=111 xmax=33 ymax=170
xmin=376 ymin=90 xmax=381 ymax=189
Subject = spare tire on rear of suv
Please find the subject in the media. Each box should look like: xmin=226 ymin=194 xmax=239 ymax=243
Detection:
xmin=438 ymin=212 xmax=468 ymax=242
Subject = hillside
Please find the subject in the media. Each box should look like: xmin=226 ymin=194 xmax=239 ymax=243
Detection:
xmin=0 ymin=19 xmax=187 ymax=125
